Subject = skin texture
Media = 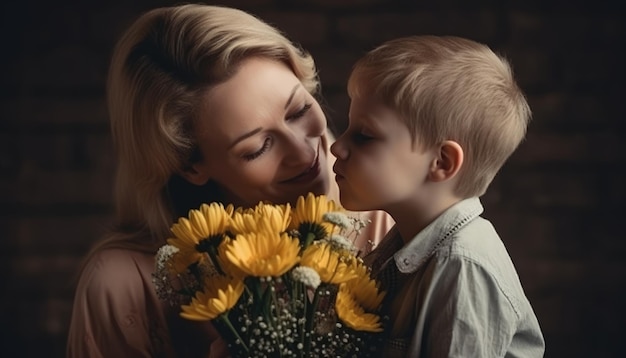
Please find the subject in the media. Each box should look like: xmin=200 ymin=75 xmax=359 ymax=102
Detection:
xmin=331 ymin=91 xmax=463 ymax=242
xmin=183 ymin=57 xmax=330 ymax=208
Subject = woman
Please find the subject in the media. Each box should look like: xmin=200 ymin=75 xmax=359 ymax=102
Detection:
xmin=66 ymin=4 xmax=393 ymax=357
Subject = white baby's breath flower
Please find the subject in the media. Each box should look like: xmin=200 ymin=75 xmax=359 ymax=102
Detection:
xmin=292 ymin=266 xmax=321 ymax=289
xmin=153 ymin=245 xmax=180 ymax=304
xmin=325 ymin=234 xmax=356 ymax=253
xmin=349 ymin=216 xmax=370 ymax=235
xmin=322 ymin=212 xmax=351 ymax=230
xmin=155 ymin=244 xmax=179 ymax=271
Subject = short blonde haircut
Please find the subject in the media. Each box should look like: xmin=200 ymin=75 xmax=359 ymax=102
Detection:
xmin=348 ymin=35 xmax=530 ymax=198
xmin=101 ymin=4 xmax=319 ymax=252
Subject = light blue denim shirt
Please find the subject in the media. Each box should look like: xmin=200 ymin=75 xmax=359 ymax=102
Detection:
xmin=368 ymin=197 xmax=545 ymax=357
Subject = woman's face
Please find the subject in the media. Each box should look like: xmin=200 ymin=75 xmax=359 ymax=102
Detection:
xmin=188 ymin=57 xmax=329 ymax=208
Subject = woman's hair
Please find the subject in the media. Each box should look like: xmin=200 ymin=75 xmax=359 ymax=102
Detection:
xmin=95 ymin=4 xmax=319 ymax=253
xmin=348 ymin=35 xmax=530 ymax=198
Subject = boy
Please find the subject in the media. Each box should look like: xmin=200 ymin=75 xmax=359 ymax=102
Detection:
xmin=331 ymin=36 xmax=545 ymax=357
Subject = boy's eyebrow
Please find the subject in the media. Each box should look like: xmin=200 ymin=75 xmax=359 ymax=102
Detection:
xmin=284 ymin=84 xmax=300 ymax=109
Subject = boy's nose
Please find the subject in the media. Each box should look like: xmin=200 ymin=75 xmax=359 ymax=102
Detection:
xmin=330 ymin=135 xmax=348 ymax=160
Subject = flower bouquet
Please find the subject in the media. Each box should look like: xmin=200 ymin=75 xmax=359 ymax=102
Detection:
xmin=153 ymin=193 xmax=386 ymax=357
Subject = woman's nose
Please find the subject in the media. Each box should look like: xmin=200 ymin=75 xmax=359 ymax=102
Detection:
xmin=282 ymin=133 xmax=316 ymax=167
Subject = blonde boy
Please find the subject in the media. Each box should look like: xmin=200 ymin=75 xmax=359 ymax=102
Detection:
xmin=331 ymin=36 xmax=545 ymax=357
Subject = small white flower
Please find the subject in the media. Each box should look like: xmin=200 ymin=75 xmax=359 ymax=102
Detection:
xmin=324 ymin=234 xmax=356 ymax=252
xmin=349 ymin=216 xmax=370 ymax=235
xmin=291 ymin=266 xmax=321 ymax=289
xmin=322 ymin=212 xmax=351 ymax=229
xmin=155 ymin=244 xmax=179 ymax=271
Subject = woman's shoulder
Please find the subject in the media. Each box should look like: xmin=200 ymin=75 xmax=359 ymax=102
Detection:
xmin=77 ymin=247 xmax=155 ymax=298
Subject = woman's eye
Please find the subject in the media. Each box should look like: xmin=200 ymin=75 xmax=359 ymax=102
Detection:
xmin=286 ymin=103 xmax=312 ymax=121
xmin=243 ymin=137 xmax=272 ymax=161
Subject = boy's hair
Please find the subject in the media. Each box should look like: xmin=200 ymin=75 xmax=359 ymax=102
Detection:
xmin=348 ymin=35 xmax=530 ymax=198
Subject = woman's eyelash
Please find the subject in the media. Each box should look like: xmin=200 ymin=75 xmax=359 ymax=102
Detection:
xmin=243 ymin=137 xmax=272 ymax=161
xmin=286 ymin=103 xmax=312 ymax=121
xmin=241 ymin=103 xmax=312 ymax=161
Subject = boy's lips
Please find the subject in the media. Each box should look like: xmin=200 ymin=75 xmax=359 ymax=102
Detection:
xmin=332 ymin=163 xmax=344 ymax=180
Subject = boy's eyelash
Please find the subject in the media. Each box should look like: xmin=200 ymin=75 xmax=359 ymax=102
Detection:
xmin=243 ymin=137 xmax=272 ymax=161
xmin=286 ymin=103 xmax=312 ymax=120
xmin=353 ymin=132 xmax=373 ymax=142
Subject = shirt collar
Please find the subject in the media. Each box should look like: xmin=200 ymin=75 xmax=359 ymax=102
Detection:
xmin=393 ymin=197 xmax=484 ymax=273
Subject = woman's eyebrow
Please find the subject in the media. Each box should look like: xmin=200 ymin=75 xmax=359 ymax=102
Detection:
xmin=229 ymin=83 xmax=301 ymax=149
xmin=284 ymin=84 xmax=300 ymax=109
xmin=229 ymin=127 xmax=263 ymax=149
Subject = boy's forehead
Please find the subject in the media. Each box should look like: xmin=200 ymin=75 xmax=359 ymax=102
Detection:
xmin=347 ymin=71 xmax=377 ymax=98
xmin=349 ymin=95 xmax=394 ymax=126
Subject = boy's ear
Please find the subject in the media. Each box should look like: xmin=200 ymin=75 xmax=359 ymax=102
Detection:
xmin=428 ymin=140 xmax=464 ymax=182
xmin=179 ymin=163 xmax=212 ymax=186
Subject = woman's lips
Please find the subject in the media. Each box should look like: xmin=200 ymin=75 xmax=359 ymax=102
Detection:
xmin=282 ymin=144 xmax=321 ymax=184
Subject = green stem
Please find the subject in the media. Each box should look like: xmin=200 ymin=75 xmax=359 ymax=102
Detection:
xmin=299 ymin=282 xmax=307 ymax=358
xmin=303 ymin=285 xmax=322 ymax=355
xmin=268 ymin=279 xmax=285 ymax=357
xmin=302 ymin=232 xmax=316 ymax=251
xmin=218 ymin=314 xmax=249 ymax=353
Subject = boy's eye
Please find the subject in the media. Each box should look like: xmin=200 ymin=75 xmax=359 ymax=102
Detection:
xmin=353 ymin=132 xmax=373 ymax=143
xmin=286 ymin=103 xmax=312 ymax=121
xmin=243 ymin=137 xmax=272 ymax=161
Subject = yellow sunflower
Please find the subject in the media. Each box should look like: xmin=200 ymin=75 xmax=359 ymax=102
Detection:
xmin=256 ymin=202 xmax=291 ymax=233
xmin=167 ymin=202 xmax=232 ymax=253
xmin=300 ymin=241 xmax=357 ymax=284
xmin=288 ymin=193 xmax=344 ymax=247
xmin=216 ymin=237 xmax=247 ymax=279
xmin=169 ymin=247 xmax=202 ymax=274
xmin=346 ymin=261 xmax=386 ymax=311
xmin=230 ymin=202 xmax=291 ymax=235
xmin=221 ymin=230 xmax=301 ymax=277
xmin=335 ymin=282 xmax=384 ymax=332
xmin=229 ymin=207 xmax=257 ymax=235
xmin=180 ymin=274 xmax=244 ymax=321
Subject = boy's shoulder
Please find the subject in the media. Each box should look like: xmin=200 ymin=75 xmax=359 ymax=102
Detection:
xmin=433 ymin=216 xmax=531 ymax=316
xmin=434 ymin=214 xmax=514 ymax=277
xmin=440 ymin=215 xmax=505 ymax=261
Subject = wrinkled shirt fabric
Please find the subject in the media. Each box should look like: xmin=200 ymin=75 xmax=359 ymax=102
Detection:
xmin=366 ymin=197 xmax=545 ymax=358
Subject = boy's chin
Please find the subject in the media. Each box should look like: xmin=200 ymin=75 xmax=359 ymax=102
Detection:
xmin=339 ymin=195 xmax=371 ymax=212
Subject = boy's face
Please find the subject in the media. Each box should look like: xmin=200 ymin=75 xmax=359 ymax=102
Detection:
xmin=331 ymin=93 xmax=436 ymax=212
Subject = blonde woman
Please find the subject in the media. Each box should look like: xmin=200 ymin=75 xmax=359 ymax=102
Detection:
xmin=66 ymin=4 xmax=393 ymax=358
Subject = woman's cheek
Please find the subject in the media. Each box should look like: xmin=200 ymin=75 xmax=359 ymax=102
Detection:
xmin=310 ymin=104 xmax=327 ymax=135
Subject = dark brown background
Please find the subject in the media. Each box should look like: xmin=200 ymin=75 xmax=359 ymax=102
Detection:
xmin=1 ymin=0 xmax=624 ymax=357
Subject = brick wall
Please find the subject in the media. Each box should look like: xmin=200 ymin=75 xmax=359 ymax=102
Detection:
xmin=2 ymin=0 xmax=624 ymax=356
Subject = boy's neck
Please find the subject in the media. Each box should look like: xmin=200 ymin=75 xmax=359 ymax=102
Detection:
xmin=389 ymin=193 xmax=463 ymax=245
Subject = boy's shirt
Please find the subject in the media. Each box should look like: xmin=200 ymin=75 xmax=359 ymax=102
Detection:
xmin=366 ymin=197 xmax=545 ymax=357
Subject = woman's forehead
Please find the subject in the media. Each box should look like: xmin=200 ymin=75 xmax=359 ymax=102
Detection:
xmin=195 ymin=58 xmax=306 ymax=144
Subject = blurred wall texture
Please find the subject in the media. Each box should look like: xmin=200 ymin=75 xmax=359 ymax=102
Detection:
xmin=1 ymin=0 xmax=624 ymax=357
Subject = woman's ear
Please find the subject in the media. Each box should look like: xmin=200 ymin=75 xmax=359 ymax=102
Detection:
xmin=179 ymin=162 xmax=212 ymax=186
xmin=429 ymin=140 xmax=464 ymax=182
